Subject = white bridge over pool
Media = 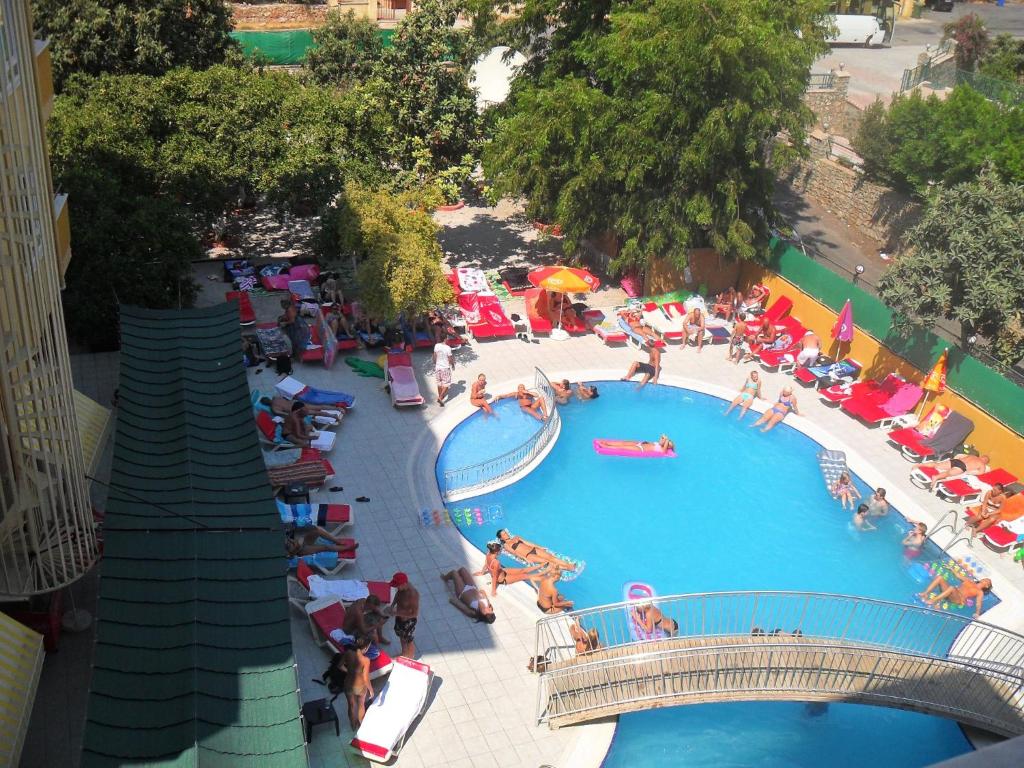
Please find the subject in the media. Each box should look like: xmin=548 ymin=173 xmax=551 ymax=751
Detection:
xmin=533 ymin=592 xmax=1024 ymax=736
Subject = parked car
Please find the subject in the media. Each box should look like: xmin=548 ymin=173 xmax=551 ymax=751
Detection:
xmin=925 ymin=0 xmax=955 ymax=12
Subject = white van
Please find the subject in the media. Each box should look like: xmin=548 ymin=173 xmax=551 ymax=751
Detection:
xmin=828 ymin=14 xmax=884 ymax=45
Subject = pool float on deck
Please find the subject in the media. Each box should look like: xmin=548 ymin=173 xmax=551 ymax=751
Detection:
xmin=623 ymin=581 xmax=667 ymax=641
xmin=593 ymin=439 xmax=676 ymax=458
xmin=345 ymin=356 xmax=385 ymax=378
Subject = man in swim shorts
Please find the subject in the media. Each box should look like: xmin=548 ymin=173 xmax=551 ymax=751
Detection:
xmin=921 ymin=453 xmax=990 ymax=489
xmin=622 ymin=345 xmax=661 ymax=388
xmin=389 ymin=572 xmax=419 ymax=658
xmin=919 ymin=574 xmax=992 ymax=618
xmin=866 ymin=487 xmax=889 ymax=516
xmin=796 ymin=332 xmax=821 ymax=367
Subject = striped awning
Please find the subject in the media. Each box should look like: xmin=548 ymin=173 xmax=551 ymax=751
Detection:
xmin=0 ymin=613 xmax=44 ymax=766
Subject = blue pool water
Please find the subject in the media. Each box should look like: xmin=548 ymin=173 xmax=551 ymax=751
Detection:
xmin=436 ymin=381 xmax=985 ymax=766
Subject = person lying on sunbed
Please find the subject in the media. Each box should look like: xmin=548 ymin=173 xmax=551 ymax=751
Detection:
xmin=919 ymin=574 xmax=992 ymax=618
xmin=441 ymin=567 xmax=497 ymax=623
xmin=619 ymin=309 xmax=661 ymax=344
xmin=258 ymin=396 xmax=342 ymax=424
xmin=475 ymin=542 xmax=548 ymax=596
xmin=282 ymin=402 xmax=328 ymax=447
xmin=496 ymin=529 xmax=578 ymax=572
xmin=920 ymin=454 xmax=990 ymax=489
xmin=285 ymin=525 xmax=358 ymax=557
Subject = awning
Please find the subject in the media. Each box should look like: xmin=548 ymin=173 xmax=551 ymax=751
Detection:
xmin=0 ymin=613 xmax=44 ymax=766
xmin=81 ymin=304 xmax=306 ymax=767
xmin=72 ymin=390 xmax=111 ymax=478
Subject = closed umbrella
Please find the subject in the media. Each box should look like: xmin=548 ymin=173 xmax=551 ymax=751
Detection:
xmin=918 ymin=348 xmax=948 ymax=416
xmin=527 ymin=266 xmax=600 ymax=339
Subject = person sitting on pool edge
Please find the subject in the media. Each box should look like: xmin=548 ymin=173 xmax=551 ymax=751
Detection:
xmin=475 ymin=542 xmax=549 ymax=595
xmin=724 ymin=370 xmax=762 ymax=419
xmin=470 ymin=373 xmax=494 ymax=416
xmin=570 ymin=619 xmax=600 ymax=655
xmin=537 ymin=568 xmax=574 ymax=614
xmin=622 ymin=345 xmax=661 ymax=388
xmin=750 ymin=387 xmax=799 ymax=432
xmin=919 ymin=574 xmax=992 ymax=618
xmin=964 ymin=483 xmax=1008 ymax=540
xmin=496 ymin=529 xmax=580 ymax=573
xmin=506 ymin=384 xmax=548 ymax=421
xmin=441 ymin=567 xmax=497 ymax=623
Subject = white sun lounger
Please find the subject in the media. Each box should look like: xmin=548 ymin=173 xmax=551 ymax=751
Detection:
xmin=350 ymin=656 xmax=433 ymax=763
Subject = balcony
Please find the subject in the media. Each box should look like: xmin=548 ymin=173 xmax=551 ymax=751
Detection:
xmin=33 ymin=40 xmax=53 ymax=123
xmin=378 ymin=0 xmax=409 ymax=23
xmin=53 ymin=193 xmax=70 ymax=280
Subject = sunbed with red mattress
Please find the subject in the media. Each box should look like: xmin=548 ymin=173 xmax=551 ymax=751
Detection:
xmin=304 ymin=597 xmax=394 ymax=680
xmin=821 ymin=373 xmax=903 ymax=406
xmin=583 ymin=309 xmax=628 ymax=345
xmin=794 ymin=358 xmax=862 ymax=389
xmin=841 ymin=382 xmax=923 ymax=427
xmin=886 ymin=406 xmax=949 ymax=455
xmin=351 ymin=656 xmax=433 ymax=762
xmin=457 ymin=292 xmax=515 ymax=339
xmin=225 ymin=290 xmax=256 ymax=325
xmin=260 ymin=263 xmax=320 ymax=292
xmin=743 ymin=296 xmax=792 ymax=334
xmin=524 ymin=288 xmax=553 ymax=335
xmin=936 ymin=468 xmax=1018 ymax=505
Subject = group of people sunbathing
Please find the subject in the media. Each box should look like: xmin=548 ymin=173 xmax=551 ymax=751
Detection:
xmin=256 ymin=395 xmax=342 ymax=448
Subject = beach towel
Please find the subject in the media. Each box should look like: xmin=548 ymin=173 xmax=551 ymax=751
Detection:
xmin=309 ymin=576 xmax=369 ymax=603
xmin=920 ymin=412 xmax=974 ymax=456
xmin=456 ymin=267 xmax=489 ymax=294
xmin=255 ymin=326 xmax=289 ymax=358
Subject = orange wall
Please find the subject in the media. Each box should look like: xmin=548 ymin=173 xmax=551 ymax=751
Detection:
xmin=646 ymin=249 xmax=741 ymax=297
xmin=740 ymin=263 xmax=1024 ymax=480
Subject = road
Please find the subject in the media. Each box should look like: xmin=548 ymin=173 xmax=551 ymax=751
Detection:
xmin=815 ymin=2 xmax=1024 ymax=106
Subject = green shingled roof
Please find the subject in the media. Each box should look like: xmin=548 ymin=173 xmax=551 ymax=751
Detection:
xmin=82 ymin=305 xmax=307 ymax=768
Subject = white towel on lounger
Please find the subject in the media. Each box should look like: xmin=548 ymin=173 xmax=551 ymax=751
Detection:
xmin=309 ymin=576 xmax=370 ymax=602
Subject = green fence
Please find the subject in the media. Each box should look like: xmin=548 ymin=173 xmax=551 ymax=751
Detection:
xmin=767 ymin=239 xmax=1024 ymax=436
xmin=231 ymin=29 xmax=395 ymax=66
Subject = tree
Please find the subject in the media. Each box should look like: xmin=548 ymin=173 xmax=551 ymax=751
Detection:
xmin=484 ymin=0 xmax=829 ymax=270
xmin=304 ymin=10 xmax=384 ymax=88
xmin=321 ymin=184 xmax=453 ymax=319
xmin=877 ymin=171 xmax=1024 ymax=366
xmin=944 ymin=12 xmax=990 ymax=72
xmin=979 ymin=33 xmax=1024 ymax=85
xmin=31 ymin=0 xmax=237 ymax=91
xmin=853 ymin=87 xmax=1024 ymax=195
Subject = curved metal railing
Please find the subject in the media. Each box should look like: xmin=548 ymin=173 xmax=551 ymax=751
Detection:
xmin=441 ymin=367 xmax=561 ymax=500
xmin=534 ymin=591 xmax=1024 ymax=734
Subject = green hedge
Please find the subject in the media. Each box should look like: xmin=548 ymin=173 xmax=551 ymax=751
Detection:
xmin=231 ymin=29 xmax=395 ymax=66
xmin=768 ymin=238 xmax=1024 ymax=436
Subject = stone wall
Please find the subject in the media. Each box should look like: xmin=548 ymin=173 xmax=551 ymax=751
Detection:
xmin=782 ymin=130 xmax=921 ymax=249
xmin=231 ymin=2 xmax=334 ymax=30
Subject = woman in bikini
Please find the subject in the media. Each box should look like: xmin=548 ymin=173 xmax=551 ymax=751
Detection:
xmin=569 ymin=619 xmax=600 ymax=655
xmin=724 ymin=371 xmax=762 ymax=418
xmin=632 ymin=602 xmax=679 ymax=637
xmin=475 ymin=542 xmax=548 ymax=596
xmin=750 ymin=387 xmax=799 ymax=432
xmin=496 ymin=529 xmax=579 ymax=572
xmin=965 ymin=483 xmax=1008 ymax=539
xmin=471 ymin=374 xmax=494 ymax=416
xmin=597 ymin=435 xmax=675 ymax=453
xmin=919 ymin=575 xmax=993 ymax=618
xmin=440 ymin=568 xmax=497 ymax=623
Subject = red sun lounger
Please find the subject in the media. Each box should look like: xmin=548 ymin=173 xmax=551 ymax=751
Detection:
xmin=304 ymin=597 xmax=394 ymax=679
xmin=936 ymin=468 xmax=1018 ymax=505
xmin=842 ymin=382 xmax=923 ymax=427
xmin=351 ymin=656 xmax=433 ymax=763
xmin=225 ymin=291 xmax=256 ymax=325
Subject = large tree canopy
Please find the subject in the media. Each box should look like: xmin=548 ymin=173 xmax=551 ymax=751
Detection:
xmin=484 ymin=0 xmax=829 ymax=270
xmin=31 ymin=0 xmax=237 ymax=91
xmin=877 ymin=171 xmax=1024 ymax=366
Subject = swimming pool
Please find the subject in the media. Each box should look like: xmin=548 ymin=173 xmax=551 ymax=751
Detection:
xmin=436 ymin=381 xmax=984 ymax=766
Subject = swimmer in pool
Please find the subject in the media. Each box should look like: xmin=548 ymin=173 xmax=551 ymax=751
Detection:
xmin=919 ymin=575 xmax=992 ymax=618
xmin=495 ymin=530 xmax=579 ymax=572
xmin=852 ymin=503 xmax=876 ymax=531
xmin=902 ymin=522 xmax=928 ymax=559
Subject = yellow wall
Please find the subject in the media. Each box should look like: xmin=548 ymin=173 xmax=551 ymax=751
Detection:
xmin=33 ymin=40 xmax=53 ymax=123
xmin=646 ymin=249 xmax=741 ymax=298
xmin=740 ymin=263 xmax=1024 ymax=480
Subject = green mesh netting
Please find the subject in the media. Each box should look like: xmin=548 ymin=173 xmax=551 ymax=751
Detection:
xmin=231 ymin=28 xmax=395 ymax=65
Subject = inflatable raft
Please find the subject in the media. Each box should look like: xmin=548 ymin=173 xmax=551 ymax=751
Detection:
xmin=594 ymin=439 xmax=676 ymax=458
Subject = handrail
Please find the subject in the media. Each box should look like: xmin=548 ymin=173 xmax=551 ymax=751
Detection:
xmin=534 ymin=591 xmax=1024 ymax=730
xmin=441 ymin=367 xmax=561 ymax=500
xmin=807 ymin=72 xmax=836 ymax=90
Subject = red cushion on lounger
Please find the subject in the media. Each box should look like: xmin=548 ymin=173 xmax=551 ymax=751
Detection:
xmin=887 ymin=427 xmax=928 ymax=454
xmin=325 ymin=504 xmax=351 ymax=525
xmin=981 ymin=525 xmax=1018 ymax=549
xmin=351 ymin=739 xmax=390 ymax=759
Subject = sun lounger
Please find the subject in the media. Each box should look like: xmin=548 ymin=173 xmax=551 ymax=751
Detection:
xmin=351 ymin=656 xmax=433 ymax=762
xmin=276 ymin=499 xmax=352 ymax=532
xmin=255 ymin=411 xmax=297 ymax=451
xmin=288 ymin=279 xmax=315 ymax=301
xmin=936 ymin=468 xmax=1018 ymax=505
xmin=224 ymin=258 xmax=256 ymax=283
xmin=583 ymin=309 xmax=628 ymax=345
xmin=842 ymin=382 xmax=923 ymax=427
xmin=499 ymin=266 xmax=533 ymax=296
xmin=288 ymin=546 xmax=356 ymax=575
xmin=757 ymin=322 xmax=809 ymax=372
xmin=743 ymin=295 xmax=791 ymax=326
xmin=616 ymin=313 xmax=666 ymax=350
xmin=524 ymin=288 xmax=553 ymax=335
xmin=900 ymin=412 xmax=974 ymax=463
xmin=276 ymin=376 xmax=355 ymax=409
xmin=795 ymin=358 xmax=862 ymax=389
xmin=457 ymin=292 xmax=515 ymax=339
xmin=821 ymin=373 xmax=903 ymax=406
xmin=386 ymin=349 xmax=425 ymax=407
xmin=260 ymin=263 xmax=320 ymax=292
xmin=304 ymin=597 xmax=394 ymax=679
xmin=642 ymin=303 xmax=684 ymax=340
xmin=254 ymin=325 xmax=290 ymax=360
xmin=287 ymin=560 xmax=391 ymax=607
xmin=266 ymin=458 xmax=329 ymax=491
xmin=225 ymin=291 xmax=256 ymax=326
